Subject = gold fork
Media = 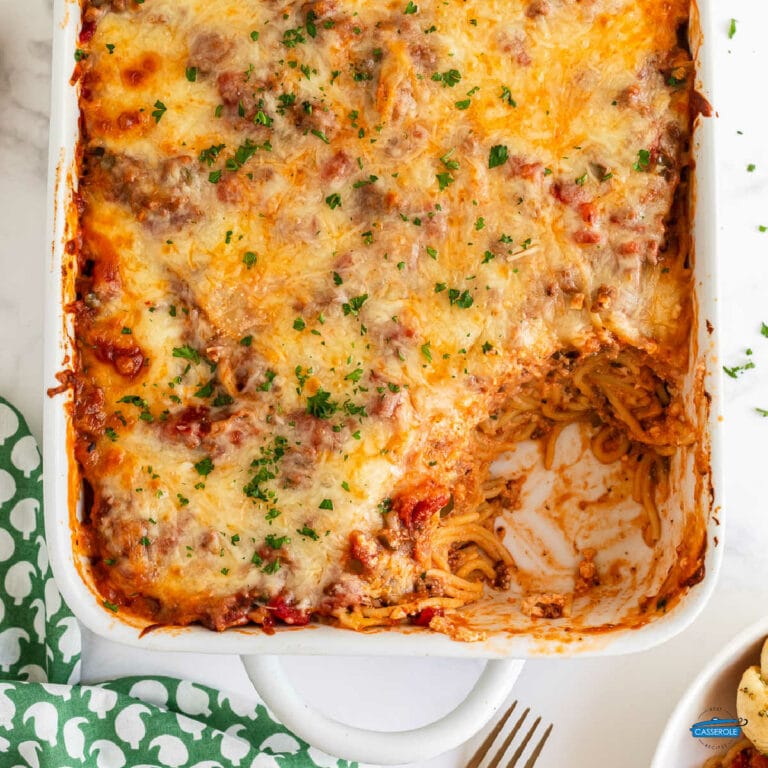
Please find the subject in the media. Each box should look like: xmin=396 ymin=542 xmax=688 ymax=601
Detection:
xmin=466 ymin=701 xmax=553 ymax=768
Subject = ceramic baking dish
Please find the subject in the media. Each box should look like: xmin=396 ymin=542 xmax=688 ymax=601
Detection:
xmin=43 ymin=1 xmax=720 ymax=762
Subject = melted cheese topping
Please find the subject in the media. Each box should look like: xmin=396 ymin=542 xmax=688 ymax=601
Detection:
xmin=74 ymin=0 xmax=694 ymax=629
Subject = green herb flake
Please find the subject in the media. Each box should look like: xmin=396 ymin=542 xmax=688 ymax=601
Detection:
xmin=326 ymin=192 xmax=342 ymax=209
xmin=342 ymin=294 xmax=369 ymax=318
xmin=307 ymin=388 xmax=339 ymax=419
xmin=194 ymin=457 xmax=214 ymax=477
xmin=488 ymin=144 xmax=509 ymax=169
xmin=500 ymin=86 xmax=517 ymax=107
xmin=728 ymin=18 xmax=737 ymax=39
xmin=194 ymin=381 xmax=214 ymax=398
xmin=297 ymin=525 xmax=320 ymax=540
xmin=151 ymin=100 xmax=167 ymax=123
xmin=103 ymin=600 xmax=119 ymax=613
xmin=186 ymin=66 xmax=198 ymax=82
xmin=319 ymin=498 xmax=334 ymax=510
xmin=633 ymin=149 xmax=651 ymax=172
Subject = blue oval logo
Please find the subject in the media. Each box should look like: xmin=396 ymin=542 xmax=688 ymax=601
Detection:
xmin=690 ymin=717 xmax=747 ymax=739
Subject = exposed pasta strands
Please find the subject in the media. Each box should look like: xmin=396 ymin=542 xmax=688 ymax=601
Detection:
xmin=455 ymin=555 xmax=498 ymax=581
xmin=433 ymin=523 xmax=514 ymax=564
xmin=591 ymin=425 xmax=631 ymax=464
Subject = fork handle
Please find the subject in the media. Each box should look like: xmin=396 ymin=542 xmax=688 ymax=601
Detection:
xmin=241 ymin=654 xmax=524 ymax=765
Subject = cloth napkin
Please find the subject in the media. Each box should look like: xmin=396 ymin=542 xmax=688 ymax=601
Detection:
xmin=0 ymin=397 xmax=354 ymax=768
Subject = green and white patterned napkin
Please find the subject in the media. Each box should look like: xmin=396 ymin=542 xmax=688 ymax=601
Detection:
xmin=0 ymin=397 xmax=354 ymax=768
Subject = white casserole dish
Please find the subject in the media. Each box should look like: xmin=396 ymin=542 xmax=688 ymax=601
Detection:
xmin=43 ymin=1 xmax=721 ymax=762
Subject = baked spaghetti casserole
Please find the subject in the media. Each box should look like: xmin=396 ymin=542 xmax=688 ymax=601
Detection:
xmin=69 ymin=0 xmax=707 ymax=638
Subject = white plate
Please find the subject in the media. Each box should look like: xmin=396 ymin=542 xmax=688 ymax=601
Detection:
xmin=652 ymin=617 xmax=768 ymax=768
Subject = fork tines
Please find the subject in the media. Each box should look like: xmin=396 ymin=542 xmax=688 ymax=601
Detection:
xmin=466 ymin=701 xmax=553 ymax=768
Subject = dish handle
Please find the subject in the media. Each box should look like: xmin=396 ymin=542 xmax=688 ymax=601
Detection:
xmin=241 ymin=655 xmax=524 ymax=765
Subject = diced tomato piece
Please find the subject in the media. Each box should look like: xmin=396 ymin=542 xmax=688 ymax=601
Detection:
xmin=393 ymin=488 xmax=450 ymax=530
xmin=267 ymin=596 xmax=311 ymax=626
xmin=411 ymin=607 xmax=444 ymax=627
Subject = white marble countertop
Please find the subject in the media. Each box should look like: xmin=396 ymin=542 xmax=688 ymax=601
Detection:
xmin=2 ymin=1 xmax=767 ymax=765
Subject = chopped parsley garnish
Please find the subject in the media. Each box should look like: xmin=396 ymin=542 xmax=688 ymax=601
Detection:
xmin=140 ymin=536 xmax=151 ymax=547
xmin=194 ymin=457 xmax=214 ymax=477
xmin=728 ymin=18 xmax=737 ymax=39
xmin=633 ymin=149 xmax=651 ymax=172
xmin=74 ymin=49 xmax=88 ymax=62
xmin=243 ymin=251 xmax=257 ymax=269
xmin=488 ymin=144 xmax=509 ymax=169
xmin=297 ymin=525 xmax=320 ymax=540
xmin=194 ymin=381 xmax=214 ymax=398
xmin=251 ymin=552 xmax=263 ymax=566
xmin=747 ymin=164 xmax=756 ymax=172
xmin=345 ymin=368 xmax=364 ymax=382
xmin=500 ymin=86 xmax=517 ymax=107
xmin=326 ymin=193 xmax=342 ymax=209
xmin=432 ymin=69 xmax=462 ymax=88
xmin=440 ymin=149 xmax=459 ymax=170
xmin=353 ymin=175 xmax=378 ymax=188
xmin=257 ymin=370 xmax=277 ymax=392
xmin=265 ymin=534 xmax=290 ymax=549
xmin=151 ymin=100 xmax=167 ymax=123
xmin=283 ymin=28 xmax=306 ymax=48
xmin=475 ymin=217 xmax=485 ymax=231
xmin=213 ymin=392 xmax=234 ymax=407
xmin=186 ymin=66 xmax=198 ymax=82
xmin=426 ymin=246 xmax=438 ymax=259
xmin=342 ymin=294 xmax=369 ymax=318
xmin=105 ymin=427 xmax=118 ymax=442
xmin=173 ymin=345 xmax=200 ymax=364
xmin=319 ymin=498 xmax=334 ymax=510
xmin=421 ymin=342 xmax=433 ymax=362
xmin=723 ymin=361 xmax=755 ymax=379
xmin=404 ymin=1 xmax=418 ymax=13
xmin=262 ymin=559 xmax=281 ymax=574
xmin=757 ymin=408 xmax=768 ymax=417
xmin=307 ymin=388 xmax=339 ymax=419
xmin=311 ymin=128 xmax=330 ymax=144
xmin=306 ymin=10 xmax=318 ymax=37
xmin=436 ymin=172 xmax=454 ymax=191
xmin=209 ymin=170 xmax=222 ymax=184
xmin=177 ymin=494 xmax=189 ymax=507
xmin=293 ymin=318 xmax=306 ymax=331
xmin=103 ymin=600 xmax=119 ymax=613
xmin=761 ymin=322 xmax=768 ymax=337
xmin=455 ymin=98 xmax=471 ymax=110
xmin=250 ymin=30 xmax=260 ymax=41
xmin=575 ymin=173 xmax=587 ymax=186
xmin=240 ymin=335 xmax=253 ymax=347
xmin=105 ymin=43 xmax=115 ymax=55
xmin=448 ymin=289 xmax=474 ymax=308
